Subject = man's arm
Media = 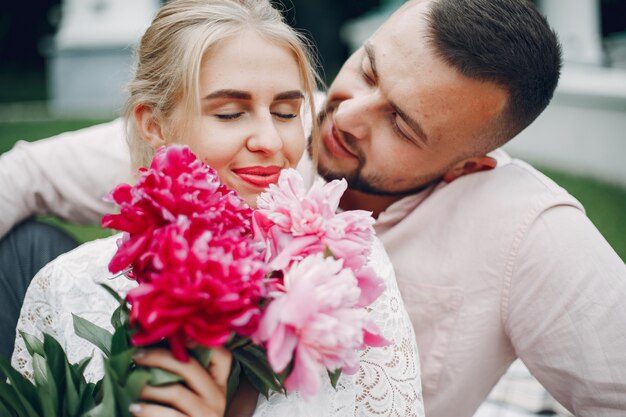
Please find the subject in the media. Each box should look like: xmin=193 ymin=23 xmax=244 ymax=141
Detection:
xmin=0 ymin=118 xmax=132 ymax=238
xmin=505 ymin=205 xmax=626 ymax=416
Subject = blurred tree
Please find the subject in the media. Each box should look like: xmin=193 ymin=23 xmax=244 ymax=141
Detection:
xmin=0 ymin=1 xmax=61 ymax=102
xmin=601 ymin=0 xmax=626 ymax=36
xmin=274 ymin=0 xmax=383 ymax=84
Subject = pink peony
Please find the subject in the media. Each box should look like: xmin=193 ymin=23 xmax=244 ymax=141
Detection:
xmin=253 ymin=254 xmax=389 ymax=398
xmin=253 ymin=169 xmax=384 ymax=306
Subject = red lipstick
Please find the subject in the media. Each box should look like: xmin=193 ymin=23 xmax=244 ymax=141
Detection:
xmin=233 ymin=166 xmax=281 ymax=189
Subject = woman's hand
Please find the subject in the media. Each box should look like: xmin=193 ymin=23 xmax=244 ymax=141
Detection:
xmin=129 ymin=347 xmax=232 ymax=417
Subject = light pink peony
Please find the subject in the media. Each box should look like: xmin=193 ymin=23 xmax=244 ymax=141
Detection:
xmin=253 ymin=254 xmax=389 ymax=398
xmin=253 ymin=169 xmax=384 ymax=306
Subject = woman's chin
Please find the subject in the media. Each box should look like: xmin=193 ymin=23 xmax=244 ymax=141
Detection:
xmin=240 ymin=192 xmax=259 ymax=209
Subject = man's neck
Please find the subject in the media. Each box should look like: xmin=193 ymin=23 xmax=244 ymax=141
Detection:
xmin=339 ymin=189 xmax=405 ymax=219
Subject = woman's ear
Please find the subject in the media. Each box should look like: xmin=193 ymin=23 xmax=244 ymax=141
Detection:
xmin=443 ymin=156 xmax=497 ymax=183
xmin=134 ymin=104 xmax=167 ymax=149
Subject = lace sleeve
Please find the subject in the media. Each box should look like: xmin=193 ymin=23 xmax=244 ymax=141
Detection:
xmin=254 ymin=237 xmax=425 ymax=416
xmin=11 ymin=235 xmax=135 ymax=382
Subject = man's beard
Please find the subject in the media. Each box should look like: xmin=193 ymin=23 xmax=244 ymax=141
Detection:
xmin=307 ymin=134 xmax=440 ymax=197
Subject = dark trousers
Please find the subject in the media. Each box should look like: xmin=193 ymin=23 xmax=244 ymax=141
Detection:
xmin=0 ymin=219 xmax=78 ymax=368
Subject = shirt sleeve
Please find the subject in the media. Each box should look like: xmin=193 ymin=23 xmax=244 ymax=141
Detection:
xmin=0 ymin=119 xmax=132 ymax=238
xmin=504 ymin=204 xmax=626 ymax=416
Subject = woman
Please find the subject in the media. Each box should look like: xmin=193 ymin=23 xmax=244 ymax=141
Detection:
xmin=12 ymin=1 xmax=423 ymax=416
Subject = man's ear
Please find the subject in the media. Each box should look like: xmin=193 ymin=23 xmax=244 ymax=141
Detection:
xmin=443 ymin=156 xmax=497 ymax=183
xmin=134 ymin=104 xmax=167 ymax=149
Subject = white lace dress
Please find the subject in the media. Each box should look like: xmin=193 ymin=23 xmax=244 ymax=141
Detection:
xmin=12 ymin=235 xmax=424 ymax=416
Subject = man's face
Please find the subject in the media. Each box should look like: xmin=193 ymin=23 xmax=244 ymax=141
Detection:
xmin=314 ymin=0 xmax=507 ymax=196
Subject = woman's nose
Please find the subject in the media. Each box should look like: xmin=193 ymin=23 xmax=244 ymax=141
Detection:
xmin=247 ymin=116 xmax=283 ymax=154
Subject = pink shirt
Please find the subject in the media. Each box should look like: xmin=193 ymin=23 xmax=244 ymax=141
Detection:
xmin=373 ymin=149 xmax=626 ymax=416
xmin=2 ymin=120 xmax=625 ymax=416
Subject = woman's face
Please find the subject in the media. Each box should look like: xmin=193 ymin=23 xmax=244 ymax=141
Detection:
xmin=170 ymin=30 xmax=306 ymax=207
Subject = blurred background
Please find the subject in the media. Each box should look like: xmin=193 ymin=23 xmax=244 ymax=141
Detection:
xmin=0 ymin=0 xmax=625 ymax=259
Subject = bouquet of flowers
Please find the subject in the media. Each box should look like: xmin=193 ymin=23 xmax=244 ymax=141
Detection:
xmin=0 ymin=145 xmax=388 ymax=416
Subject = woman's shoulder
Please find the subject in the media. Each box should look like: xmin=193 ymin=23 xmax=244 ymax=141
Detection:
xmin=33 ymin=234 xmax=120 ymax=287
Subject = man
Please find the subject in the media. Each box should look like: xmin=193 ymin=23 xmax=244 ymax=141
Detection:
xmin=1 ymin=0 xmax=625 ymax=416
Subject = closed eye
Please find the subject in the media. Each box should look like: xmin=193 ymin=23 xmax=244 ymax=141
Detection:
xmin=272 ymin=112 xmax=298 ymax=120
xmin=390 ymin=112 xmax=419 ymax=146
xmin=215 ymin=112 xmax=244 ymax=120
xmin=361 ymin=61 xmax=375 ymax=86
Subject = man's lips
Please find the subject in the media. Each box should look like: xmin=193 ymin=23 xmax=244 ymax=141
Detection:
xmin=232 ymin=166 xmax=281 ymax=188
xmin=322 ymin=117 xmax=356 ymax=159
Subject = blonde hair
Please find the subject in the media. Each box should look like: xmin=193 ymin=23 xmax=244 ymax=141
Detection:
xmin=124 ymin=0 xmax=321 ymax=169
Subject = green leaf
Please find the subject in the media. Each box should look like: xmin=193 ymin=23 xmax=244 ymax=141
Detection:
xmin=64 ymin=360 xmax=81 ymax=417
xmin=114 ymin=375 xmax=138 ymax=417
xmin=241 ymin=364 xmax=270 ymax=398
xmin=76 ymin=383 xmax=97 ymax=415
xmin=29 ymin=354 xmax=57 ymax=417
xmin=327 ymin=368 xmax=342 ymax=389
xmin=110 ymin=304 xmax=128 ymax=332
xmin=147 ymin=367 xmax=183 ymax=386
xmin=73 ymin=356 xmax=93 ymax=377
xmin=107 ymin=349 xmax=134 ymax=383
xmin=31 ymin=354 xmax=49 ymax=388
xmin=0 ymin=399 xmax=15 ymax=417
xmin=72 ymin=314 xmax=112 ymax=357
xmin=233 ymin=347 xmax=282 ymax=396
xmin=225 ymin=335 xmax=251 ymax=351
xmin=92 ymin=379 xmax=104 ymax=404
xmin=110 ymin=326 xmax=130 ymax=356
xmin=124 ymin=369 xmax=151 ymax=403
xmin=226 ymin=359 xmax=241 ymax=405
xmin=35 ymin=388 xmax=56 ymax=417
xmin=83 ymin=364 xmax=116 ymax=417
xmin=188 ymin=347 xmax=212 ymax=368
xmin=0 ymin=380 xmax=27 ymax=416
xmin=42 ymin=335 xmax=66 ymax=392
xmin=19 ymin=332 xmax=45 ymax=358
xmin=0 ymin=355 xmax=41 ymax=417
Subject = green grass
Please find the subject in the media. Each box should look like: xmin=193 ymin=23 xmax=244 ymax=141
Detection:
xmin=1 ymin=119 xmax=625 ymax=261
xmin=0 ymin=119 xmax=111 ymax=153
xmin=538 ymin=167 xmax=626 ymax=261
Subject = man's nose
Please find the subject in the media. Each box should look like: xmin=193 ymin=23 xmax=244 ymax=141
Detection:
xmin=333 ymin=94 xmax=376 ymax=140
xmin=247 ymin=115 xmax=283 ymax=154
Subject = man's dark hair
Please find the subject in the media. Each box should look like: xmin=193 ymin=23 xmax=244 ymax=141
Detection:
xmin=426 ymin=0 xmax=562 ymax=146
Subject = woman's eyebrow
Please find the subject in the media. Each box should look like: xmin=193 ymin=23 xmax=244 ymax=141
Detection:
xmin=203 ymin=89 xmax=251 ymax=100
xmin=274 ymin=90 xmax=304 ymax=101
xmin=203 ymin=90 xmax=303 ymax=101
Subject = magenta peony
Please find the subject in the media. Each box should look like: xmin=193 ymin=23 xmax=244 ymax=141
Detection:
xmin=102 ymin=145 xmax=266 ymax=360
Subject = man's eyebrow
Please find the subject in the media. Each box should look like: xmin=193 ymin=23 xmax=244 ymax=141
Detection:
xmin=204 ymin=89 xmax=251 ymax=100
xmin=364 ymin=41 xmax=429 ymax=144
xmin=274 ymin=90 xmax=304 ymax=101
